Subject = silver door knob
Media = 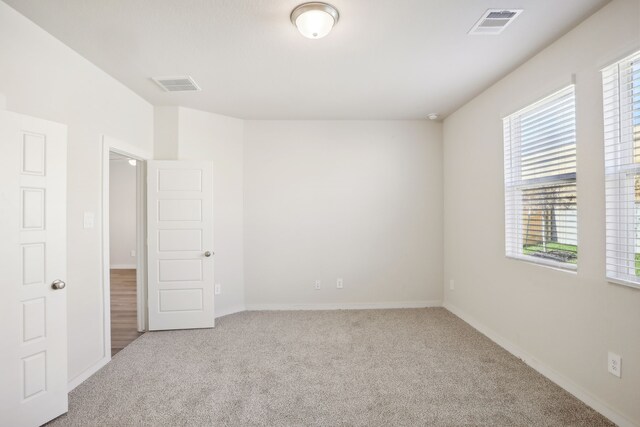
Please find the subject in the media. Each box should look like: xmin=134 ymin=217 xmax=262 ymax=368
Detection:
xmin=51 ymin=279 xmax=66 ymax=290
xmin=204 ymin=251 xmax=213 ymax=257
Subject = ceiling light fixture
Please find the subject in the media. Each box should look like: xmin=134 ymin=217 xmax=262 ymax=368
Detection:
xmin=291 ymin=2 xmax=339 ymax=39
xmin=428 ymin=113 xmax=439 ymax=120
xmin=128 ymin=159 xmax=137 ymax=166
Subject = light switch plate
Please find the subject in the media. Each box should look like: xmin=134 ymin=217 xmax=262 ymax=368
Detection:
xmin=83 ymin=212 xmax=95 ymax=229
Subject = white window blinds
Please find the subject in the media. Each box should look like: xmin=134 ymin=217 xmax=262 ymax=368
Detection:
xmin=603 ymin=50 xmax=640 ymax=287
xmin=503 ymin=86 xmax=577 ymax=269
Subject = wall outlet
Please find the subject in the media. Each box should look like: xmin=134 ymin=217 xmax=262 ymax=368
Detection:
xmin=314 ymin=280 xmax=321 ymax=290
xmin=449 ymin=279 xmax=455 ymax=290
xmin=608 ymin=352 xmax=621 ymax=378
xmin=214 ymin=283 xmax=221 ymax=295
xmin=337 ymin=278 xmax=343 ymax=289
xmin=130 ymin=250 xmax=136 ymax=257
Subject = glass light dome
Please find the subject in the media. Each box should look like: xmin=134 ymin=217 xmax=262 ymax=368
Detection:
xmin=291 ymin=3 xmax=339 ymax=39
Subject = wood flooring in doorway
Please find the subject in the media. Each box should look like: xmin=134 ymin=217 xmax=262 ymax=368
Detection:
xmin=110 ymin=269 xmax=143 ymax=356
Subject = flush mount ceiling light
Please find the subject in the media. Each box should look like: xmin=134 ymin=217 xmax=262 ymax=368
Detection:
xmin=291 ymin=2 xmax=339 ymax=39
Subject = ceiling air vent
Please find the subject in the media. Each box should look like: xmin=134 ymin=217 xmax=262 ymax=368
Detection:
xmin=152 ymin=76 xmax=201 ymax=92
xmin=469 ymin=9 xmax=523 ymax=35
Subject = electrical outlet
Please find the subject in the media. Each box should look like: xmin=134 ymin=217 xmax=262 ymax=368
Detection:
xmin=337 ymin=278 xmax=343 ymax=289
xmin=130 ymin=250 xmax=136 ymax=257
xmin=449 ymin=279 xmax=455 ymax=290
xmin=608 ymin=352 xmax=621 ymax=378
xmin=214 ymin=283 xmax=221 ymax=295
xmin=314 ymin=280 xmax=321 ymax=290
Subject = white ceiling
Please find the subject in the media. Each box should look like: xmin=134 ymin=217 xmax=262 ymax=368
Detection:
xmin=5 ymin=0 xmax=608 ymax=120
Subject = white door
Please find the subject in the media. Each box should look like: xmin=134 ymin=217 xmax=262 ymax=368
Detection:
xmin=0 ymin=111 xmax=68 ymax=426
xmin=147 ymin=161 xmax=214 ymax=330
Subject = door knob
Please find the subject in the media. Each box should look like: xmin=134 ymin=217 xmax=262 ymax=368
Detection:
xmin=204 ymin=251 xmax=213 ymax=257
xmin=51 ymin=279 xmax=66 ymax=290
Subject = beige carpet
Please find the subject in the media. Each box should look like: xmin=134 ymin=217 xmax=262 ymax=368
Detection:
xmin=50 ymin=308 xmax=612 ymax=426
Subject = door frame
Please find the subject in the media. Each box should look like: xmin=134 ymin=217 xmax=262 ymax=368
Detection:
xmin=101 ymin=135 xmax=150 ymax=360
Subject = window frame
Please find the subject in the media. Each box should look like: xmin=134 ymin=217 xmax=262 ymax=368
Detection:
xmin=603 ymin=50 xmax=640 ymax=289
xmin=503 ymin=85 xmax=578 ymax=271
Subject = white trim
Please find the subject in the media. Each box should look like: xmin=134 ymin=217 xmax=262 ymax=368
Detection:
xmin=606 ymin=276 xmax=640 ymax=291
xmin=104 ymin=135 xmax=151 ymax=161
xmin=245 ymin=300 xmax=442 ymax=311
xmin=216 ymin=301 xmax=442 ymax=317
xmin=100 ymin=139 xmax=112 ymax=368
xmin=109 ymin=264 xmax=137 ymax=270
xmin=215 ymin=305 xmax=246 ymax=319
xmin=506 ymin=255 xmax=578 ymax=273
xmin=443 ymin=302 xmax=636 ymax=427
xmin=67 ymin=356 xmax=110 ymax=392
xmin=135 ymin=160 xmax=148 ymax=332
xmin=101 ymin=135 xmax=150 ymax=364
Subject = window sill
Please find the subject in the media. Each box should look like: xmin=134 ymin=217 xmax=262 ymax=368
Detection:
xmin=606 ymin=276 xmax=640 ymax=290
xmin=506 ymin=254 xmax=577 ymax=274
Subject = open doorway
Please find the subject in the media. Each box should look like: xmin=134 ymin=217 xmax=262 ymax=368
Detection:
xmin=108 ymin=152 xmax=143 ymax=355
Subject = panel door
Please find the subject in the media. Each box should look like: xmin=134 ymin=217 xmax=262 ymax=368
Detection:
xmin=147 ymin=161 xmax=214 ymax=330
xmin=0 ymin=111 xmax=68 ymax=426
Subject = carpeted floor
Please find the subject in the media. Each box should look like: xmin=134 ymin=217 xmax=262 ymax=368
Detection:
xmin=50 ymin=308 xmax=613 ymax=426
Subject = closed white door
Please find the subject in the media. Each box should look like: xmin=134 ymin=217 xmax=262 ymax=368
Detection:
xmin=147 ymin=161 xmax=214 ymax=330
xmin=0 ymin=111 xmax=68 ymax=426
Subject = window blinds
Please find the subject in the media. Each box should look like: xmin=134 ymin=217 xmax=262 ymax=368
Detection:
xmin=603 ymin=50 xmax=640 ymax=287
xmin=503 ymin=86 xmax=577 ymax=269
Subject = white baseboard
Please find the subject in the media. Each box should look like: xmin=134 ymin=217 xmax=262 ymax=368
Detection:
xmin=67 ymin=355 xmax=110 ymax=392
xmin=245 ymin=300 xmax=442 ymax=311
xmin=110 ymin=264 xmax=136 ymax=269
xmin=215 ymin=304 xmax=246 ymax=319
xmin=443 ymin=302 xmax=636 ymax=427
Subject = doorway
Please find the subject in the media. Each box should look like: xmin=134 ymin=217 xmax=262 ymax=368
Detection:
xmin=108 ymin=152 xmax=143 ymax=355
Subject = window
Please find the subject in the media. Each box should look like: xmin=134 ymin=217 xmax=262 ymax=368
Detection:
xmin=603 ymin=50 xmax=640 ymax=287
xmin=503 ymin=86 xmax=577 ymax=269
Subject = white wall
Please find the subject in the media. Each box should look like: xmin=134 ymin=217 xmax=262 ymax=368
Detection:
xmin=0 ymin=1 xmax=154 ymax=384
xmin=153 ymin=106 xmax=179 ymax=160
xmin=243 ymin=120 xmax=443 ymax=309
xmin=158 ymin=112 xmax=444 ymax=314
xmin=178 ymin=108 xmax=246 ymax=317
xmin=443 ymin=0 xmax=640 ymax=425
xmin=109 ymin=159 xmax=137 ymax=268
